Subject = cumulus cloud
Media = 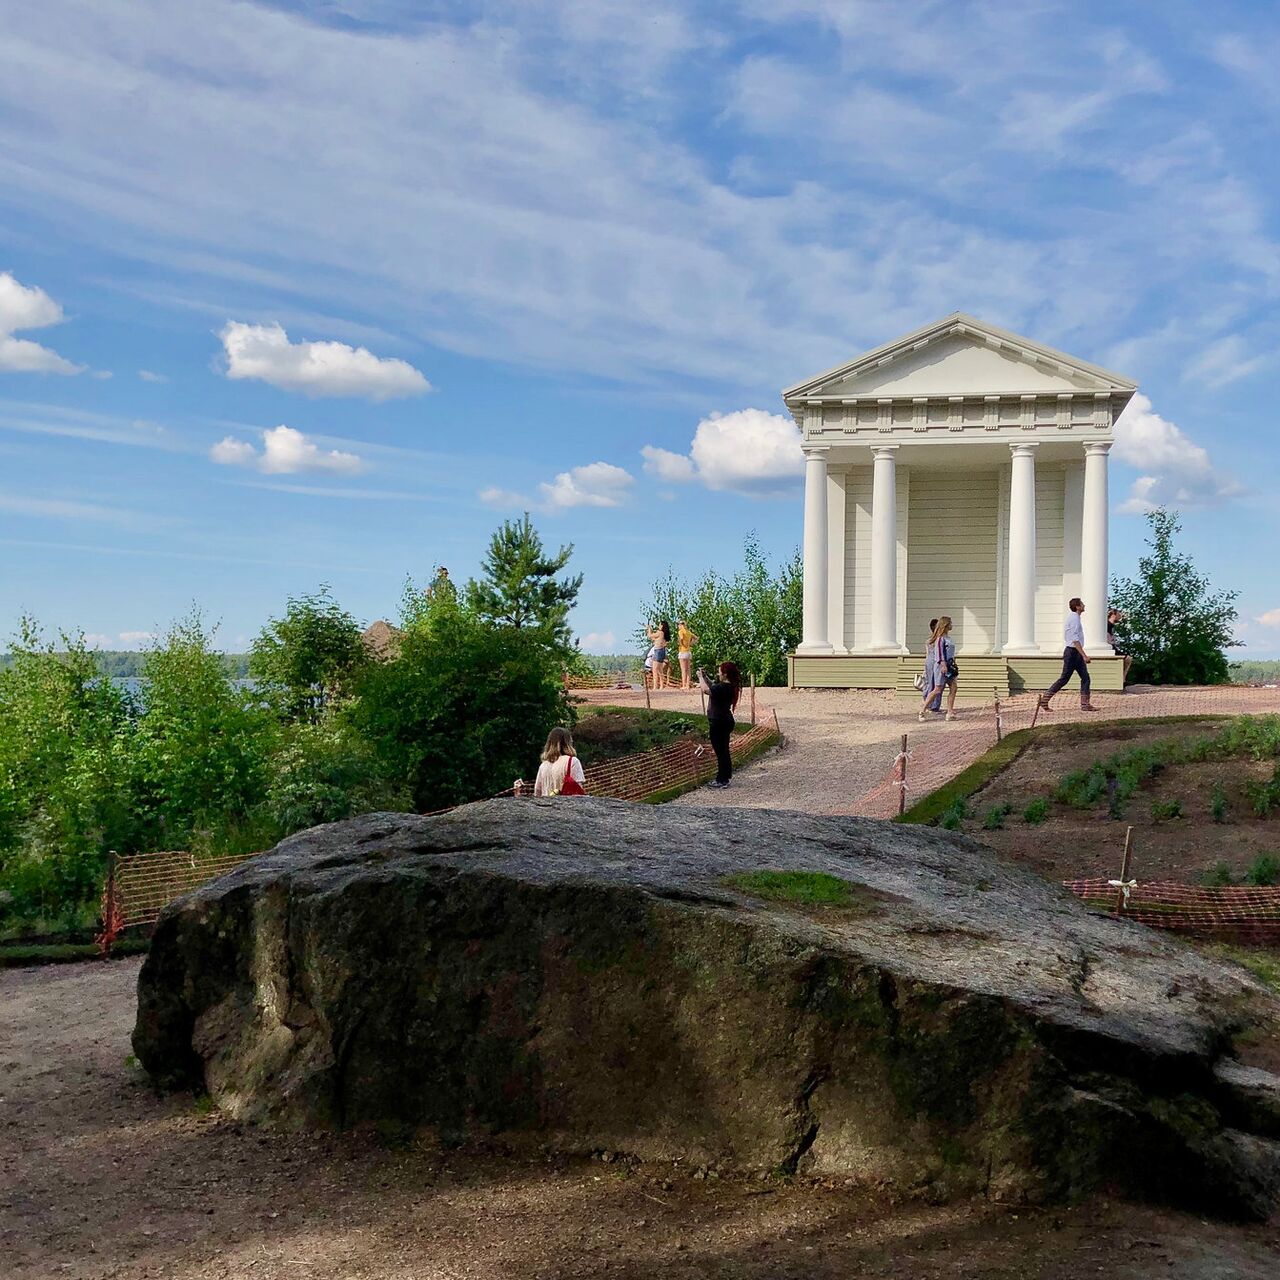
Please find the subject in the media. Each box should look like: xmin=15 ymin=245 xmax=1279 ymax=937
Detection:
xmin=138 ymin=369 xmax=167 ymax=382
xmin=1112 ymin=393 xmax=1243 ymax=514
xmin=118 ymin=630 xmax=156 ymax=646
xmin=1256 ymin=609 xmax=1280 ymax=629
xmin=642 ymin=408 xmax=804 ymax=496
xmin=577 ymin=630 xmax=617 ymax=653
xmin=640 ymin=445 xmax=696 ymax=483
xmin=210 ymin=425 xmax=366 ymax=476
xmin=220 ymin=321 xmax=430 ymax=400
xmin=480 ymin=462 xmax=635 ymax=512
xmin=0 ymin=272 xmax=84 ymax=375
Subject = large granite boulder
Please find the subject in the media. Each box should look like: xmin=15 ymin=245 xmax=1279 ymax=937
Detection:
xmin=134 ymin=800 xmax=1280 ymax=1218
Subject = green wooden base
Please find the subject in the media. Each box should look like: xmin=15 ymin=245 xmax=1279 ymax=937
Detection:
xmin=789 ymin=652 xmax=1125 ymax=697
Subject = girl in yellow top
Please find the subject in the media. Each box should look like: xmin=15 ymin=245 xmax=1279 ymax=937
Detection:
xmin=676 ymin=619 xmax=698 ymax=690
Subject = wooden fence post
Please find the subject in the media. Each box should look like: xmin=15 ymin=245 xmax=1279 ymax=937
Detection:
xmin=644 ymin=671 xmax=651 ymax=710
xmin=773 ymin=707 xmax=782 ymax=745
xmin=898 ymin=732 xmax=909 ymax=816
xmin=750 ymin=673 xmax=757 ymax=726
xmin=1114 ymin=827 xmax=1135 ymax=915
xmin=994 ymin=687 xmax=1003 ymax=743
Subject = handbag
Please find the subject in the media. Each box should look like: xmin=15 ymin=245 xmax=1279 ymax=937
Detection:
xmin=558 ymin=755 xmax=586 ymax=796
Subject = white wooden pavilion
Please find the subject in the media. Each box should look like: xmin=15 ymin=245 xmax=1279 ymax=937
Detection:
xmin=786 ymin=313 xmax=1135 ymax=696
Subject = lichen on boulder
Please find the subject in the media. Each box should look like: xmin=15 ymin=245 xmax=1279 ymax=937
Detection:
xmin=134 ymin=799 xmax=1280 ymax=1218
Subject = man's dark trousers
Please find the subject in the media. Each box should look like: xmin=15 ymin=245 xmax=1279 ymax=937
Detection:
xmin=1045 ymin=646 xmax=1090 ymax=703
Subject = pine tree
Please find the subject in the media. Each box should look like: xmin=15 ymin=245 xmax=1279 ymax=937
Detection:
xmin=467 ymin=514 xmax=582 ymax=649
xmin=1109 ymin=508 xmax=1239 ymax=685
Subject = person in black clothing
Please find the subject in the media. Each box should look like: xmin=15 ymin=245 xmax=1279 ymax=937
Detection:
xmin=698 ymin=660 xmax=742 ymax=788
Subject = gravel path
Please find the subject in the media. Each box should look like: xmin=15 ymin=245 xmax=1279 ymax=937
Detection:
xmin=577 ymin=685 xmax=1280 ymax=817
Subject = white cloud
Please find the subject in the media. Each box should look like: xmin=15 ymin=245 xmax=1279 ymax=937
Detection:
xmin=82 ymin=633 xmax=113 ymax=648
xmin=577 ymin=630 xmax=617 ymax=653
xmin=220 ymin=321 xmax=430 ymax=400
xmin=1183 ymin=335 xmax=1270 ymax=389
xmin=138 ymin=369 xmax=167 ymax=382
xmin=0 ymin=492 xmax=145 ymax=526
xmin=540 ymin=462 xmax=633 ymax=509
xmin=479 ymin=462 xmax=635 ymax=512
xmin=1256 ymin=609 xmax=1280 ymax=629
xmin=0 ymin=272 xmax=84 ymax=375
xmin=641 ymin=445 xmax=696 ymax=483
xmin=642 ymin=408 xmax=804 ymax=496
xmin=118 ymin=630 xmax=155 ymax=647
xmin=209 ymin=425 xmax=366 ymax=476
xmin=1113 ymin=393 xmax=1243 ymax=514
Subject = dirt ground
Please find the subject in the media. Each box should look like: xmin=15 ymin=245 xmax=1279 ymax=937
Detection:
xmin=3 ymin=958 xmax=1280 ymax=1279
xmin=969 ymin=720 xmax=1280 ymax=884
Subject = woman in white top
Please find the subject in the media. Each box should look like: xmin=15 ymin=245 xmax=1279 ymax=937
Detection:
xmin=532 ymin=727 xmax=587 ymax=796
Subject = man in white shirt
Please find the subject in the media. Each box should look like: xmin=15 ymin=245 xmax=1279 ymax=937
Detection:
xmin=1038 ymin=598 xmax=1096 ymax=712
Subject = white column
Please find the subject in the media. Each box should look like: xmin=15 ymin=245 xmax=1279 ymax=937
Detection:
xmin=1082 ymin=442 xmax=1113 ymax=653
xmin=868 ymin=445 xmax=900 ymax=653
xmin=1004 ymin=443 xmax=1039 ymax=654
xmin=798 ymin=447 xmax=831 ymax=654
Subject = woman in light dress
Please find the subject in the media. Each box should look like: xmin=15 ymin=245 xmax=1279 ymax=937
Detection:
xmin=532 ymin=727 xmax=587 ymax=796
xmin=918 ymin=616 xmax=959 ymax=722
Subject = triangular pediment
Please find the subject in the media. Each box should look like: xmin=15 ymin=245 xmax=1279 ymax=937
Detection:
xmin=784 ymin=314 xmax=1137 ymax=402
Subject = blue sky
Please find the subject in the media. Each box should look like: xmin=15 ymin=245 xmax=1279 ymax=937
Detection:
xmin=1 ymin=0 xmax=1278 ymax=657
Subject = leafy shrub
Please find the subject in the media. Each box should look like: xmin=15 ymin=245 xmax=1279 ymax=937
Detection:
xmin=352 ymin=607 xmax=571 ymax=811
xmin=125 ymin=614 xmax=277 ymax=853
xmin=939 ymin=797 xmax=969 ymax=831
xmin=983 ymin=803 xmax=1012 ymax=831
xmin=1023 ymin=797 xmax=1049 ymax=825
xmin=1150 ymin=798 xmax=1183 ymax=822
xmin=1243 ymin=854 xmax=1280 ymax=887
xmin=1200 ymin=861 xmax=1234 ymax=887
xmin=0 ymin=619 xmax=133 ymax=927
xmin=1211 ymin=782 xmax=1228 ymax=824
xmin=250 ymin=586 xmax=368 ymax=722
xmin=259 ymin=710 xmax=409 ymax=834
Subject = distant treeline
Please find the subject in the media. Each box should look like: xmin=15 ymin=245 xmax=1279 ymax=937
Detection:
xmin=578 ymin=652 xmax=643 ymax=674
xmin=1229 ymin=660 xmax=1280 ymax=683
xmin=0 ymin=650 xmax=251 ymax=678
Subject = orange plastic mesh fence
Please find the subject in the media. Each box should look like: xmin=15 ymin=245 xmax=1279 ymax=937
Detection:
xmin=850 ymin=685 xmax=1280 ymax=819
xmin=1064 ymin=878 xmax=1280 ymax=943
xmin=563 ymin=671 xmax=640 ymax=690
xmin=115 ymin=849 xmax=256 ymax=929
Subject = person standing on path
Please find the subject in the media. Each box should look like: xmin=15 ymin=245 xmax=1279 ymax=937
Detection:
xmin=676 ymin=619 xmax=699 ymax=690
xmin=1108 ymin=608 xmax=1133 ymax=686
xmin=1039 ymin=598 xmax=1096 ymax=712
xmin=698 ymin=661 xmax=741 ymax=788
xmin=918 ymin=617 xmax=958 ymax=722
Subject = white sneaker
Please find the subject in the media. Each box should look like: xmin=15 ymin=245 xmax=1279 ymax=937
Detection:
xmin=945 ymin=712 xmax=957 ymax=721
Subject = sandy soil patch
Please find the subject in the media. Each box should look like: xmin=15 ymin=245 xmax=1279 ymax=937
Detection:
xmin=3 ymin=958 xmax=1279 ymax=1279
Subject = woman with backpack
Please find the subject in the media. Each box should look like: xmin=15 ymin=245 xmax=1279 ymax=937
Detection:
xmin=532 ymin=727 xmax=587 ymax=796
xmin=919 ymin=616 xmax=959 ymax=722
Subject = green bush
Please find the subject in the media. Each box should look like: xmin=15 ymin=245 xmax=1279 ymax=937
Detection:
xmin=352 ymin=608 xmax=571 ymax=811
xmin=939 ymin=797 xmax=969 ymax=831
xmin=1211 ymin=782 xmax=1228 ymax=824
xmin=258 ymin=710 xmax=409 ymax=834
xmin=1023 ymin=797 xmax=1049 ymax=825
xmin=1200 ymin=861 xmax=1234 ymax=887
xmin=982 ymin=803 xmax=1012 ymax=831
xmin=1150 ymin=798 xmax=1183 ymax=822
xmin=641 ymin=536 xmax=802 ymax=686
xmin=125 ymin=614 xmax=278 ymax=853
xmin=1243 ymin=854 xmax=1280 ymax=887
xmin=0 ymin=618 xmax=133 ymax=927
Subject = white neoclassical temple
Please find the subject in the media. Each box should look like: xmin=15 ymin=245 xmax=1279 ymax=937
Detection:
xmin=785 ymin=313 xmax=1136 ymax=696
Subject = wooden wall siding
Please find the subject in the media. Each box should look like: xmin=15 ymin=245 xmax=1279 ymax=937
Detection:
xmin=842 ymin=464 xmax=910 ymax=651
xmin=846 ymin=466 xmax=871 ymax=650
xmin=905 ymin=469 xmax=999 ymax=653
xmin=1034 ymin=466 xmax=1066 ymax=651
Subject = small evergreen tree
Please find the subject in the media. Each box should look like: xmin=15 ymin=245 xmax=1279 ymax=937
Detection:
xmin=1109 ymin=508 xmax=1239 ymax=685
xmin=250 ymin=586 xmax=367 ymax=720
xmin=467 ymin=514 xmax=582 ymax=649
